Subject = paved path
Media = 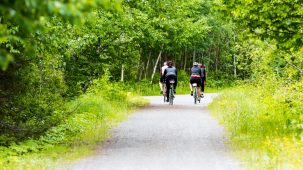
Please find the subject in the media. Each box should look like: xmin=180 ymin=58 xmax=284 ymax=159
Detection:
xmin=72 ymin=94 xmax=242 ymax=170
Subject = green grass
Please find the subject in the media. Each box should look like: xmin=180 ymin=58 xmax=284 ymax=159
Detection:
xmin=209 ymin=83 xmax=303 ymax=169
xmin=0 ymin=88 xmax=148 ymax=170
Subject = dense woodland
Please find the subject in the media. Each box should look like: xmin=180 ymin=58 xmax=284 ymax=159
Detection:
xmin=0 ymin=0 xmax=235 ymax=141
xmin=0 ymin=0 xmax=302 ymax=152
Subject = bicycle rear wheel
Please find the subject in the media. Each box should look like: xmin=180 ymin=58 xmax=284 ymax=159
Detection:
xmin=163 ymin=85 xmax=166 ymax=102
xmin=194 ymin=87 xmax=197 ymax=104
xmin=169 ymin=87 xmax=174 ymax=105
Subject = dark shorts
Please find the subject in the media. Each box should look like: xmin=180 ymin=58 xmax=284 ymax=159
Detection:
xmin=166 ymin=75 xmax=177 ymax=83
xmin=190 ymin=78 xmax=202 ymax=87
xmin=165 ymin=75 xmax=177 ymax=87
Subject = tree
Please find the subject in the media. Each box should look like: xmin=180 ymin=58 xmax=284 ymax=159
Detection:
xmin=0 ymin=0 xmax=121 ymax=70
xmin=217 ymin=0 xmax=303 ymax=49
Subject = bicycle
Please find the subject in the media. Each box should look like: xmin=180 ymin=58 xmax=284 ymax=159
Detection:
xmin=163 ymin=83 xmax=167 ymax=103
xmin=192 ymin=83 xmax=200 ymax=104
xmin=168 ymin=79 xmax=175 ymax=105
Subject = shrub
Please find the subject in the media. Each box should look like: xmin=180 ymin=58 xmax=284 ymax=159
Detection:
xmin=0 ymin=53 xmax=66 ymax=142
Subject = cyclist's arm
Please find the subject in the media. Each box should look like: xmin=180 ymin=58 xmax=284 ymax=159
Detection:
xmin=163 ymin=69 xmax=167 ymax=77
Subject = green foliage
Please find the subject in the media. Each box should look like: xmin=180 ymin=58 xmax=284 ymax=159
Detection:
xmin=0 ymin=78 xmax=147 ymax=169
xmin=206 ymin=0 xmax=303 ymax=168
xmin=0 ymin=0 xmax=121 ymax=70
xmin=0 ymin=51 xmax=67 ymax=142
xmin=0 ymin=1 xmax=123 ymax=140
xmin=0 ymin=0 xmax=238 ymax=154
xmin=216 ymin=0 xmax=303 ymax=49
xmin=209 ymin=78 xmax=303 ymax=169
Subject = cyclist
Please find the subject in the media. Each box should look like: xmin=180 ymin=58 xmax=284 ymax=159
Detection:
xmin=163 ymin=61 xmax=177 ymax=102
xmin=189 ymin=62 xmax=202 ymax=97
xmin=199 ymin=63 xmax=206 ymax=97
xmin=159 ymin=61 xmax=168 ymax=94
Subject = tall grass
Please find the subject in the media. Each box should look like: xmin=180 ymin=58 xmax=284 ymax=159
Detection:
xmin=0 ymin=74 xmax=148 ymax=169
xmin=209 ymin=79 xmax=303 ymax=169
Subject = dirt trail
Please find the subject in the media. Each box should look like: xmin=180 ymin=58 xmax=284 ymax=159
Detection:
xmin=72 ymin=94 xmax=242 ymax=170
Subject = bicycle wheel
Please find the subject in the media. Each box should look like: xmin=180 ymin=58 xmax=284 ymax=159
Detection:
xmin=163 ymin=85 xmax=166 ymax=102
xmin=169 ymin=86 xmax=174 ymax=105
xmin=193 ymin=87 xmax=197 ymax=104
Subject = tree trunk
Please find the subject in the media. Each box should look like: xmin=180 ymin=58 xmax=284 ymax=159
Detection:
xmin=233 ymin=54 xmax=237 ymax=77
xmin=121 ymin=64 xmax=124 ymax=82
xmin=183 ymin=48 xmax=187 ymax=71
xmin=151 ymin=51 xmax=162 ymax=83
xmin=215 ymin=47 xmax=218 ymax=76
xmin=139 ymin=62 xmax=144 ymax=81
xmin=193 ymin=46 xmax=196 ymax=62
xmin=233 ymin=35 xmax=237 ymax=78
xmin=179 ymin=52 xmax=183 ymax=69
xmin=136 ymin=50 xmax=142 ymax=80
xmin=145 ymin=51 xmax=151 ymax=79
xmin=174 ymin=53 xmax=177 ymax=67
xmin=215 ymin=46 xmax=221 ymax=78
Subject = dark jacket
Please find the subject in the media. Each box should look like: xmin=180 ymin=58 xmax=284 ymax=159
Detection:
xmin=164 ymin=66 xmax=177 ymax=77
xmin=190 ymin=66 xmax=202 ymax=78
xmin=201 ymin=67 xmax=206 ymax=80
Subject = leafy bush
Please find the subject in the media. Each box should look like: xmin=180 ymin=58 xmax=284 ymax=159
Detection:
xmin=0 ymin=53 xmax=66 ymax=142
xmin=0 ymin=74 xmax=148 ymax=169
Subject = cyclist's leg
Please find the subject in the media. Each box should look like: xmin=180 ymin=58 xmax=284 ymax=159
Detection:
xmin=201 ymin=78 xmax=205 ymax=93
xmin=197 ymin=78 xmax=201 ymax=97
xmin=159 ymin=77 xmax=163 ymax=94
xmin=189 ymin=78 xmax=193 ymax=95
xmin=163 ymin=83 xmax=166 ymax=95
xmin=159 ymin=82 xmax=163 ymax=93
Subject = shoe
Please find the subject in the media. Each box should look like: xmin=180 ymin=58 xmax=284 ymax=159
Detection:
xmin=160 ymin=91 xmax=163 ymax=94
xmin=201 ymin=93 xmax=204 ymax=98
xmin=190 ymin=91 xmax=193 ymax=96
xmin=173 ymin=90 xmax=176 ymax=94
xmin=166 ymin=99 xmax=169 ymax=102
